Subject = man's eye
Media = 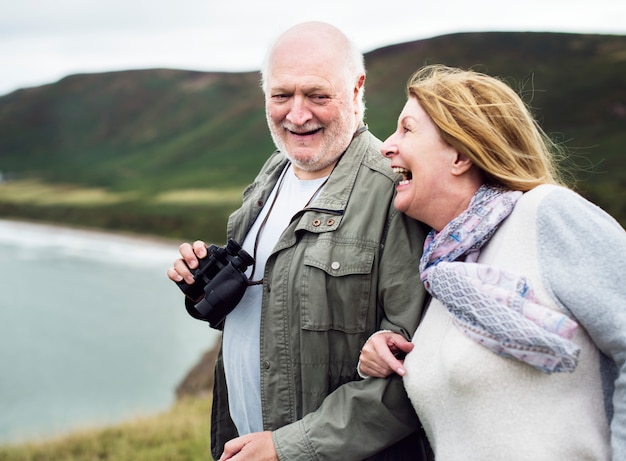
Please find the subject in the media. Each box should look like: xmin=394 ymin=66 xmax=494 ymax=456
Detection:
xmin=311 ymin=95 xmax=329 ymax=102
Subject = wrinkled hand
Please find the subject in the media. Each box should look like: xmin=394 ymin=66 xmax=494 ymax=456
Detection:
xmin=219 ymin=431 xmax=278 ymax=461
xmin=359 ymin=331 xmax=414 ymax=378
xmin=166 ymin=240 xmax=208 ymax=284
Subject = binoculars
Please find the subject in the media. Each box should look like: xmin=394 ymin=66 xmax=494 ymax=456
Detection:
xmin=175 ymin=239 xmax=254 ymax=329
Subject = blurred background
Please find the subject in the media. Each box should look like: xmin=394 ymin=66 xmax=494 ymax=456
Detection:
xmin=0 ymin=0 xmax=624 ymax=457
xmin=2 ymin=0 xmax=623 ymax=97
xmin=0 ymin=219 xmax=218 ymax=444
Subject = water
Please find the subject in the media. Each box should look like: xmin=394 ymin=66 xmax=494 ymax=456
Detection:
xmin=0 ymin=219 xmax=219 ymax=444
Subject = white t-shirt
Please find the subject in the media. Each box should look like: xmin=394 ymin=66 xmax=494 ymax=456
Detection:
xmin=222 ymin=164 xmax=328 ymax=435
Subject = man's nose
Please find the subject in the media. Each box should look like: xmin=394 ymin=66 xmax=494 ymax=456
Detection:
xmin=286 ymin=96 xmax=312 ymax=125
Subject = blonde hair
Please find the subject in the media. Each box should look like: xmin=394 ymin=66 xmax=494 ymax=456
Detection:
xmin=407 ymin=65 xmax=565 ymax=191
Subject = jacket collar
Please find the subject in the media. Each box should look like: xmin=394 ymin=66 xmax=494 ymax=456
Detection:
xmin=305 ymin=126 xmax=371 ymax=213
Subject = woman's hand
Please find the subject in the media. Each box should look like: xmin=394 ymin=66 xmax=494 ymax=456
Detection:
xmin=358 ymin=331 xmax=414 ymax=377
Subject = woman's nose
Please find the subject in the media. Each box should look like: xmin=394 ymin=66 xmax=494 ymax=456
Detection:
xmin=381 ymin=137 xmax=398 ymax=158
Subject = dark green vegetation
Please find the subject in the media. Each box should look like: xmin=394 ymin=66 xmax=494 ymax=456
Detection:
xmin=1 ymin=32 xmax=624 ymax=241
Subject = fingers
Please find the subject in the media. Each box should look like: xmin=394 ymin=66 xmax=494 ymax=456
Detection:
xmin=191 ymin=240 xmax=208 ymax=259
xmin=219 ymin=432 xmax=277 ymax=461
xmin=359 ymin=336 xmax=395 ymax=377
xmin=361 ymin=342 xmax=403 ymax=377
xmin=377 ymin=346 xmax=404 ymax=375
xmin=389 ymin=336 xmax=415 ymax=355
xmin=166 ymin=266 xmax=185 ymax=283
xmin=381 ymin=333 xmax=414 ymax=375
xmin=181 ymin=240 xmax=207 ymax=267
xmin=359 ymin=332 xmax=414 ymax=378
xmin=219 ymin=437 xmax=246 ymax=460
xmin=166 ymin=240 xmax=208 ymax=284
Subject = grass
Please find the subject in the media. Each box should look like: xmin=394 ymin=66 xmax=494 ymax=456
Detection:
xmin=0 ymin=180 xmax=137 ymax=206
xmin=151 ymin=188 xmax=245 ymax=205
xmin=0 ymin=396 xmax=215 ymax=461
xmin=0 ymin=179 xmax=244 ymax=242
xmin=0 ymin=180 xmax=243 ymax=207
xmin=0 ymin=184 xmax=222 ymax=460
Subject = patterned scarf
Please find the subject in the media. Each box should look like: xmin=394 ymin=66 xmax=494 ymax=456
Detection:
xmin=419 ymin=184 xmax=580 ymax=373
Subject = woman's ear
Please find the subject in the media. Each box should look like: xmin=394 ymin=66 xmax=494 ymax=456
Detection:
xmin=451 ymin=151 xmax=474 ymax=176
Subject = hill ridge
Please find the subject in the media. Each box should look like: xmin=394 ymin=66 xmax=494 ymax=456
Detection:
xmin=0 ymin=31 xmax=624 ymax=237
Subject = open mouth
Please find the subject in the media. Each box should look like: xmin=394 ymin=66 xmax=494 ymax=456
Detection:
xmin=392 ymin=166 xmax=412 ymax=186
xmin=288 ymin=127 xmax=322 ymax=137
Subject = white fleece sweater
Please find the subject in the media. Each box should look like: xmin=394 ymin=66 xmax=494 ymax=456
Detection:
xmin=403 ymin=185 xmax=626 ymax=461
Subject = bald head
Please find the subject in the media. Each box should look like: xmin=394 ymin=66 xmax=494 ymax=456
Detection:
xmin=267 ymin=21 xmax=353 ymax=67
xmin=262 ymin=22 xmax=367 ymax=178
xmin=261 ymin=22 xmax=366 ymax=117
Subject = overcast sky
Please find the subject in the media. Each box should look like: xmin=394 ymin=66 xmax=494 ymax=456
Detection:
xmin=0 ymin=0 xmax=624 ymax=96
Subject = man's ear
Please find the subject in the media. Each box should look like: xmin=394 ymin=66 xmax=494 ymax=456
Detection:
xmin=451 ymin=151 xmax=474 ymax=176
xmin=353 ymin=75 xmax=365 ymax=107
xmin=355 ymin=74 xmax=365 ymax=92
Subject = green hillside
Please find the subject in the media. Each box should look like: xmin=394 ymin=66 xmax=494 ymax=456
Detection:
xmin=0 ymin=32 xmax=624 ymax=241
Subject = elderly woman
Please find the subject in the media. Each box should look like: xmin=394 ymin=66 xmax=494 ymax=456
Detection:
xmin=358 ymin=65 xmax=625 ymax=460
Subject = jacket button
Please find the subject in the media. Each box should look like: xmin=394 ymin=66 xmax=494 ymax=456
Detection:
xmin=263 ymin=360 xmax=271 ymax=370
xmin=331 ymin=261 xmax=340 ymax=270
xmin=326 ymin=219 xmax=335 ymax=226
xmin=257 ymin=200 xmax=264 ymax=207
xmin=312 ymin=219 xmax=321 ymax=227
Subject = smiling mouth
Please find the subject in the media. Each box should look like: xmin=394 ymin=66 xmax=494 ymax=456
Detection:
xmin=392 ymin=166 xmax=412 ymax=186
xmin=289 ymin=127 xmax=322 ymax=136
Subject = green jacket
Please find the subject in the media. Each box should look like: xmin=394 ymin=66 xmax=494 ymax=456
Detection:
xmin=211 ymin=130 xmax=432 ymax=461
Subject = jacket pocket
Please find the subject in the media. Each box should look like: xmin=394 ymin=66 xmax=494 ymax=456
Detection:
xmin=301 ymin=239 xmax=376 ymax=333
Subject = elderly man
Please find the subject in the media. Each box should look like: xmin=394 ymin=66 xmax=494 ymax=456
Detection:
xmin=168 ymin=21 xmax=431 ymax=461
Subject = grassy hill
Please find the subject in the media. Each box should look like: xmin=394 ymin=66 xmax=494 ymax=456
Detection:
xmin=0 ymin=31 xmax=624 ymax=242
xmin=0 ymin=395 xmax=214 ymax=460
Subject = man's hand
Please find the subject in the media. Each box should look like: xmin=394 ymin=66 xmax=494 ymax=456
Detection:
xmin=166 ymin=240 xmax=208 ymax=284
xmin=219 ymin=431 xmax=278 ymax=461
xmin=359 ymin=331 xmax=414 ymax=377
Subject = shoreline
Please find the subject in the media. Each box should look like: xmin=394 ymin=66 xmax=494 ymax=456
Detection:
xmin=0 ymin=217 xmax=183 ymax=249
xmin=0 ymin=222 xmax=217 ymax=446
